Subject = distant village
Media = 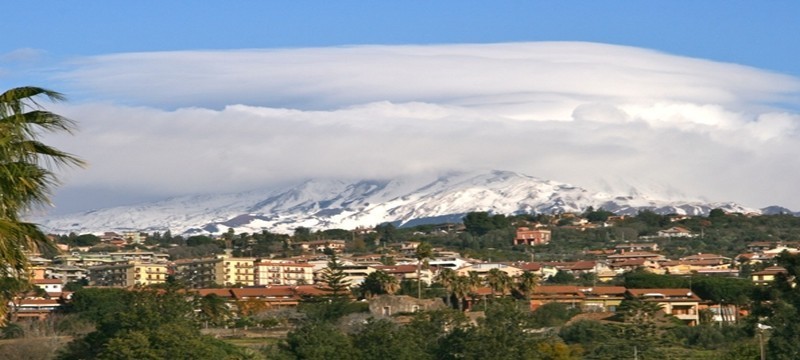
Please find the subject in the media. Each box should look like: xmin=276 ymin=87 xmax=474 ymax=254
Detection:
xmin=11 ymin=210 xmax=795 ymax=329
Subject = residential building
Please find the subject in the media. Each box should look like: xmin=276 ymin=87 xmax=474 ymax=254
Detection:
xmin=32 ymin=278 xmax=63 ymax=296
xmin=615 ymin=243 xmax=659 ymax=253
xmin=9 ymin=298 xmax=62 ymax=321
xmin=336 ymin=264 xmax=377 ymax=286
xmin=375 ymin=264 xmax=434 ymax=285
xmin=302 ymin=240 xmax=347 ymax=253
xmin=219 ymin=256 xmax=256 ymax=286
xmin=656 ymin=226 xmax=696 ymax=238
xmin=46 ymin=265 xmax=88 ymax=283
xmin=751 ymin=266 xmax=788 ymax=286
xmin=171 ymin=257 xmax=224 ymax=288
xmin=255 ymin=261 xmax=315 ymax=286
xmin=429 ymin=257 xmax=472 ymax=270
xmin=529 ymin=285 xmax=585 ymax=310
xmin=580 ymin=286 xmax=627 ymax=312
xmin=626 ymin=288 xmax=701 ymax=326
xmin=455 ymin=263 xmax=523 ymax=278
xmin=514 ymin=227 xmax=552 ymax=246
xmin=89 ymin=262 xmax=168 ymax=287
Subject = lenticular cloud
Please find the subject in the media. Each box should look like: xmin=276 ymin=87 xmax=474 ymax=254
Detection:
xmin=49 ymin=42 xmax=800 ymax=211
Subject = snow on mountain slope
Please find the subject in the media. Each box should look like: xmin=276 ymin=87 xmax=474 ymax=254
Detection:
xmin=32 ymin=170 xmax=760 ymax=235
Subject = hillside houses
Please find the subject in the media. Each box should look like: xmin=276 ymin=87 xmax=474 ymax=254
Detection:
xmin=12 ymin=210 xmax=798 ymax=328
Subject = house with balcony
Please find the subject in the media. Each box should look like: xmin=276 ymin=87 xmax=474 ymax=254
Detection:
xmin=529 ymin=285 xmax=585 ymax=310
xmin=89 ymin=261 xmax=168 ymax=287
xmin=456 ymin=263 xmax=524 ymax=278
xmin=171 ymin=257 xmax=224 ymax=288
xmin=626 ymin=288 xmax=701 ymax=326
xmin=374 ymin=264 xmax=434 ymax=285
xmin=579 ymin=286 xmax=627 ymax=312
xmin=218 ymin=255 xmax=256 ymax=286
xmin=46 ymin=265 xmax=87 ymax=283
xmin=255 ymin=261 xmax=315 ymax=286
xmin=513 ymin=227 xmax=552 ymax=246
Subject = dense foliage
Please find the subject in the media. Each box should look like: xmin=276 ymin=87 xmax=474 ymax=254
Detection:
xmin=58 ymin=288 xmax=251 ymax=359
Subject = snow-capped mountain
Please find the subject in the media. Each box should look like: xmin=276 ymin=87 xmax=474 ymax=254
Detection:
xmin=32 ymin=170 xmax=762 ymax=235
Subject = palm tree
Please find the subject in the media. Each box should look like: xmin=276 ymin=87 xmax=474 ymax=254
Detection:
xmin=466 ymin=271 xmax=482 ymax=309
xmin=451 ymin=275 xmax=472 ymax=311
xmin=0 ymin=87 xmax=84 ymax=322
xmin=415 ymin=242 xmax=433 ymax=298
xmin=618 ymin=298 xmax=663 ymax=323
xmin=435 ymin=268 xmax=458 ymax=308
xmin=517 ymin=271 xmax=539 ymax=302
xmin=196 ymin=293 xmax=230 ymax=328
xmin=376 ymin=270 xmax=399 ymax=295
xmin=485 ymin=268 xmax=511 ymax=299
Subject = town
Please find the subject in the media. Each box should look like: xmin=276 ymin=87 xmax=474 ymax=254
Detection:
xmin=5 ymin=209 xmax=800 ymax=358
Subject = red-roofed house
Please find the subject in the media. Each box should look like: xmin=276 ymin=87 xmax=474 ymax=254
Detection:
xmin=514 ymin=227 xmax=552 ymax=246
xmin=374 ymin=264 xmax=434 ymax=285
xmin=529 ymin=285 xmax=585 ymax=310
xmin=10 ymin=298 xmax=62 ymax=321
xmin=32 ymin=278 xmax=63 ymax=295
xmin=626 ymin=288 xmax=701 ymax=326
xmin=579 ymin=286 xmax=627 ymax=312
xmin=751 ymin=266 xmax=788 ymax=286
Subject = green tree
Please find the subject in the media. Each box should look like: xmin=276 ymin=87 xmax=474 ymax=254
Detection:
xmin=319 ymin=253 xmax=351 ymax=297
xmin=547 ymin=270 xmax=576 ymax=284
xmin=72 ymin=233 xmax=101 ymax=247
xmin=59 ymin=288 xmax=246 ymax=359
xmin=0 ymin=87 xmax=84 ymax=321
xmin=195 ymin=293 xmax=230 ymax=327
xmin=435 ymin=268 xmax=458 ymax=308
xmin=485 ymin=268 xmax=511 ymax=298
xmin=293 ymin=226 xmax=312 ymax=241
xmin=415 ymin=242 xmax=433 ymax=298
xmin=351 ymin=318 xmax=426 ymax=360
xmin=185 ymin=235 xmax=215 ymax=247
xmin=281 ymin=322 xmax=357 ymax=360
xmin=463 ymin=212 xmax=497 ymax=236
xmin=517 ymin=271 xmax=538 ymax=302
xmin=359 ymin=270 xmax=399 ymax=298
xmin=443 ymin=300 xmax=562 ymax=359
xmin=450 ymin=275 xmax=472 ymax=311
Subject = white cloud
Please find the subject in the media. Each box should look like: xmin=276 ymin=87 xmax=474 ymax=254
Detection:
xmin=40 ymin=42 xmax=800 ymax=213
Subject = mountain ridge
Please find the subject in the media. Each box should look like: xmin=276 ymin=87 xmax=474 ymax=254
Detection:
xmin=32 ymin=170 xmax=780 ymax=235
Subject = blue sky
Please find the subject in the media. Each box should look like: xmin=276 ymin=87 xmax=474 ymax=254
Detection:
xmin=5 ymin=2 xmax=800 ymax=84
xmin=4 ymin=2 xmax=800 ymax=215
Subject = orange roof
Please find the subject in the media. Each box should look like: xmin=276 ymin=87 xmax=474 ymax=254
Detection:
xmin=231 ymin=287 xmax=296 ymax=299
xmin=18 ymin=299 xmax=60 ymax=305
xmin=32 ymin=279 xmax=62 ymax=285
xmin=752 ymin=266 xmax=788 ymax=276
xmin=194 ymin=288 xmax=234 ymax=298
xmin=516 ymin=262 xmax=542 ymax=271
xmin=583 ymin=286 xmax=626 ymax=295
xmin=627 ymin=288 xmax=700 ymax=300
xmin=293 ymin=285 xmax=332 ymax=297
xmin=533 ymin=285 xmax=582 ymax=295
